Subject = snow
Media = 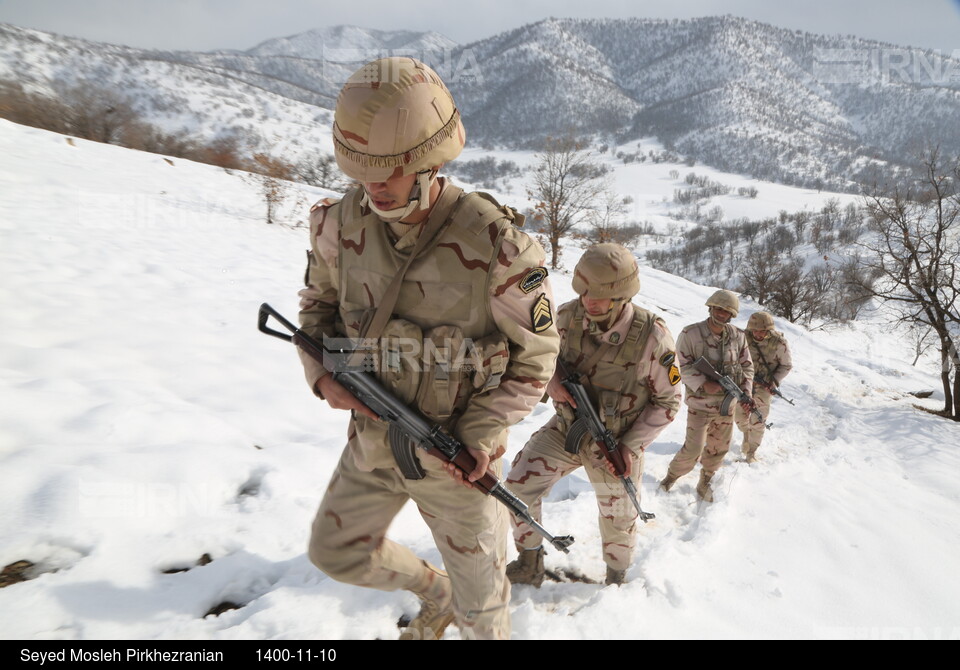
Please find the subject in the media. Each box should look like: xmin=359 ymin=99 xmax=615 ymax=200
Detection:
xmin=1 ymin=118 xmax=959 ymax=641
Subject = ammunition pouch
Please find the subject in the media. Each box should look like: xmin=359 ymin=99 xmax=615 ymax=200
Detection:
xmin=469 ymin=331 xmax=509 ymax=394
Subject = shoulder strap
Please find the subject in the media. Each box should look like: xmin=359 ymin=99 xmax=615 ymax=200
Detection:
xmin=360 ymin=184 xmax=465 ymax=340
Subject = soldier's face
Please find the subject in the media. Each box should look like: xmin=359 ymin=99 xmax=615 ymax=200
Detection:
xmin=710 ymin=306 xmax=733 ymax=323
xmin=582 ymin=296 xmax=613 ymax=317
xmin=752 ymin=329 xmax=768 ymax=341
xmin=363 ymin=173 xmax=417 ymax=211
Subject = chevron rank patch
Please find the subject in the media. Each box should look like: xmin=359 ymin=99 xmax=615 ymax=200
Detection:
xmin=661 ymin=352 xmax=681 ymax=385
xmin=531 ymin=293 xmax=553 ymax=333
xmin=519 ymin=266 xmax=548 ymax=293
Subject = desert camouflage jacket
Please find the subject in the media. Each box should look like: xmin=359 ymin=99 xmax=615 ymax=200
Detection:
xmin=676 ymin=318 xmax=754 ymax=412
xmin=745 ymin=329 xmax=792 ymax=387
xmin=554 ymin=300 xmax=681 ymax=455
xmin=297 ymin=179 xmax=560 ymax=468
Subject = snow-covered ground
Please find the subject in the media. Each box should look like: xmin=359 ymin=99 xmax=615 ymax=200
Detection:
xmin=1 ymin=119 xmax=958 ymax=640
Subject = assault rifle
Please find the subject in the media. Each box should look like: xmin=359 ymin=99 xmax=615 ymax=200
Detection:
xmin=692 ymin=357 xmax=772 ymax=429
xmin=754 ymin=374 xmax=795 ymax=406
xmin=558 ymin=362 xmax=655 ymax=523
xmin=258 ymin=303 xmax=575 ymax=554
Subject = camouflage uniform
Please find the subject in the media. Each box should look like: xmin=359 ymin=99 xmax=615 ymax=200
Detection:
xmin=735 ymin=327 xmax=792 ymax=460
xmin=297 ymin=57 xmax=560 ymax=640
xmin=506 ymin=246 xmax=680 ymax=578
xmin=300 ymin=180 xmax=558 ymax=639
xmin=665 ymin=318 xmax=754 ymax=484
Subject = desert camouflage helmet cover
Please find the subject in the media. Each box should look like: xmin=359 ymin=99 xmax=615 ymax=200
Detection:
xmin=747 ymin=311 xmax=775 ymax=330
xmin=705 ymin=289 xmax=740 ymax=317
xmin=332 ymin=57 xmax=466 ymax=183
xmin=572 ymin=243 xmax=641 ymax=300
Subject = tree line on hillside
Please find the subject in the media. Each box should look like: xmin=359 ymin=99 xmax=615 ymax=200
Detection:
xmin=527 ymin=134 xmax=960 ymax=419
xmin=0 ymin=78 xmax=351 ymax=225
xmin=0 ymin=79 xmax=347 ymax=190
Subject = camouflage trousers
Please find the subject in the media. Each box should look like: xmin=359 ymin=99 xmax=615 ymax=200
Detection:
xmin=735 ymin=387 xmax=772 ymax=458
xmin=666 ymin=408 xmax=733 ymax=479
xmin=308 ymin=445 xmax=510 ymax=640
xmin=505 ymin=416 xmax=644 ymax=572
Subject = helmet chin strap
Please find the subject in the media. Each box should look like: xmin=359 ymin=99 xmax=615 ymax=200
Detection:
xmin=585 ymin=298 xmax=625 ymax=331
xmin=361 ymin=169 xmax=437 ymax=223
xmin=708 ymin=309 xmax=729 ymax=328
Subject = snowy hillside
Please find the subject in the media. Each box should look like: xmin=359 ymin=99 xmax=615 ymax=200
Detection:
xmin=1 ymin=119 xmax=959 ymax=640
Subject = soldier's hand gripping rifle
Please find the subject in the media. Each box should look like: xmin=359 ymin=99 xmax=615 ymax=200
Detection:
xmin=754 ymin=374 xmax=795 ymax=406
xmin=558 ymin=362 xmax=655 ymax=523
xmin=693 ymin=357 xmax=772 ymax=429
xmin=258 ymin=303 xmax=575 ymax=554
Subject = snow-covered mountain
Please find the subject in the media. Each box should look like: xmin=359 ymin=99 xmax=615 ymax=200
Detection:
xmin=448 ymin=17 xmax=960 ymax=190
xmin=2 ymin=17 xmax=959 ymax=191
xmin=2 ymin=117 xmax=960 ymax=640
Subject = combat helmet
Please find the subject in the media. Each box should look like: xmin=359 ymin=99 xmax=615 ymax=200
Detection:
xmin=746 ymin=311 xmax=775 ymax=331
xmin=573 ymin=244 xmax=640 ymax=323
xmin=705 ymin=289 xmax=740 ymax=318
xmin=333 ymin=57 xmax=465 ymax=220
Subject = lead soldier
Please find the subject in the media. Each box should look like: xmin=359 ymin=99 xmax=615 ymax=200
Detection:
xmin=504 ymin=244 xmax=681 ymax=586
xmin=297 ymin=57 xmax=560 ymax=640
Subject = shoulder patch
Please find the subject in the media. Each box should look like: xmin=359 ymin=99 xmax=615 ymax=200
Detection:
xmin=660 ymin=352 xmax=676 ymax=367
xmin=519 ymin=266 xmax=548 ymax=294
xmin=669 ymin=364 xmax=682 ymax=386
xmin=531 ymin=293 xmax=553 ymax=333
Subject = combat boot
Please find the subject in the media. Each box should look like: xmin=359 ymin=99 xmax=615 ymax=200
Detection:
xmin=399 ymin=561 xmax=454 ymax=640
xmin=696 ymin=470 xmax=714 ymax=503
xmin=605 ymin=566 xmax=627 ymax=586
xmin=743 ymin=450 xmax=758 ymax=464
xmin=505 ymin=547 xmax=545 ymax=587
xmin=658 ymin=474 xmax=678 ymax=492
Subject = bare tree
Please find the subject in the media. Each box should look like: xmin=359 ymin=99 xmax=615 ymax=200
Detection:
xmin=295 ymin=153 xmax=346 ymax=191
xmin=528 ymin=135 xmax=608 ymax=268
xmin=856 ymin=148 xmax=960 ymax=418
xmin=248 ymin=153 xmax=299 ymax=225
xmin=738 ymin=246 xmax=780 ymax=306
xmin=586 ymin=188 xmax=628 ymax=244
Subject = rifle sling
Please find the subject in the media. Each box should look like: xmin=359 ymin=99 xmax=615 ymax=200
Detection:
xmin=353 ymin=184 xmax=466 ymax=480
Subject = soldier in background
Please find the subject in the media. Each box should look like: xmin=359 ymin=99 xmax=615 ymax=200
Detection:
xmin=659 ymin=290 xmax=753 ymax=502
xmin=736 ymin=311 xmax=792 ymax=462
xmin=297 ymin=57 xmax=560 ymax=640
xmin=505 ymin=244 xmax=680 ymax=586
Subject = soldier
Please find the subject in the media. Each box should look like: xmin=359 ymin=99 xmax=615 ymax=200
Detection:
xmin=659 ymin=290 xmax=754 ymax=502
xmin=504 ymin=244 xmax=681 ymax=586
xmin=735 ymin=311 xmax=792 ymax=462
xmin=297 ymin=57 xmax=560 ymax=640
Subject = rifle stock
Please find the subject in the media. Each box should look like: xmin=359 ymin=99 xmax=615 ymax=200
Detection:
xmin=258 ymin=303 xmax=575 ymax=554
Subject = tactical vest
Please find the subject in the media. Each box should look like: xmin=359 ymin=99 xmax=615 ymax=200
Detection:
xmin=691 ymin=320 xmax=746 ymax=385
xmin=555 ymin=300 xmax=659 ymax=438
xmin=332 ymin=185 xmax=519 ymax=471
xmin=748 ymin=330 xmax=784 ymax=381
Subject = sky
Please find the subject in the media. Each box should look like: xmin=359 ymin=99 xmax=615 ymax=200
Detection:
xmin=1 ymin=0 xmax=959 ymax=53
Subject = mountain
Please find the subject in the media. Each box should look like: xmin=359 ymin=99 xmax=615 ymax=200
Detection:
xmin=446 ymin=17 xmax=960 ymax=190
xmin=2 ymin=17 xmax=959 ymax=190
